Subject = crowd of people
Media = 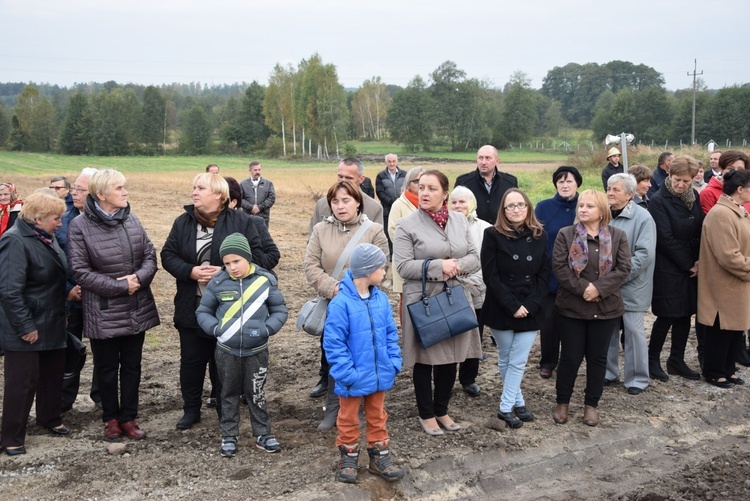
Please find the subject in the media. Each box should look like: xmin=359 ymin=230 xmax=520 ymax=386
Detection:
xmin=1 ymin=148 xmax=749 ymax=487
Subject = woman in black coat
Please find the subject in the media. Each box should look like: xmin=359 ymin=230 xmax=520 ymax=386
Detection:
xmin=647 ymin=155 xmax=704 ymax=381
xmin=0 ymin=191 xmax=68 ymax=456
xmin=161 ymin=173 xmax=279 ymax=430
xmin=481 ymin=189 xmax=549 ymax=429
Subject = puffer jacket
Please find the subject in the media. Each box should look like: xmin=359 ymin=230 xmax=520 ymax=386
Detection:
xmin=323 ymin=270 xmax=402 ymax=398
xmin=68 ymin=196 xmax=160 ymax=340
xmin=161 ymin=205 xmax=279 ymax=331
xmin=196 ymin=265 xmax=287 ymax=357
xmin=0 ymin=219 xmax=67 ymax=351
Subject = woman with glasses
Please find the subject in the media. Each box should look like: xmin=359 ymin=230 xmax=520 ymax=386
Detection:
xmin=552 ymin=190 xmax=631 ymax=427
xmin=481 ymin=189 xmax=549 ymax=428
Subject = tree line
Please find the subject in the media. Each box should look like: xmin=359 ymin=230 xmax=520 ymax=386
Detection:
xmin=0 ymin=57 xmax=747 ymax=156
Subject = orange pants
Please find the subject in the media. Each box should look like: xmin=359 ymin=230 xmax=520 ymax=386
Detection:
xmin=335 ymin=391 xmax=389 ymax=446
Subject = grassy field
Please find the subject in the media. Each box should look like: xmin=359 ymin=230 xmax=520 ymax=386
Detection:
xmin=348 ymin=140 xmax=571 ymax=162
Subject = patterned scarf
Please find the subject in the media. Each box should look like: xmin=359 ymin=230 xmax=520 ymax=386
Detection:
xmin=423 ymin=201 xmax=449 ymax=231
xmin=0 ymin=182 xmax=23 ymax=235
xmin=32 ymin=225 xmax=55 ymax=249
xmin=568 ymin=222 xmax=613 ymax=278
xmin=663 ymin=175 xmax=696 ymax=210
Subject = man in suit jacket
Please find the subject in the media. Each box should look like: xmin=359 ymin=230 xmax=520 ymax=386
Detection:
xmin=455 ymin=145 xmax=518 ymax=223
xmin=375 ymin=153 xmax=406 ymax=255
xmin=240 ymin=162 xmax=276 ymax=227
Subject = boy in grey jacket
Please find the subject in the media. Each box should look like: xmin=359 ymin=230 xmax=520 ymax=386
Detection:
xmin=197 ymin=233 xmax=288 ymax=457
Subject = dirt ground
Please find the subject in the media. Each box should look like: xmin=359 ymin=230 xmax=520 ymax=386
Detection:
xmin=1 ymin=162 xmax=750 ymax=500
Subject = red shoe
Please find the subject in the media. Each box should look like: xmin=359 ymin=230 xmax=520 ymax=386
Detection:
xmin=104 ymin=419 xmax=122 ymax=440
xmin=120 ymin=420 xmax=146 ymax=440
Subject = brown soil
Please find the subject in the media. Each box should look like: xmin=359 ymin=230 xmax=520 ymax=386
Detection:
xmin=2 ymin=165 xmax=750 ymax=500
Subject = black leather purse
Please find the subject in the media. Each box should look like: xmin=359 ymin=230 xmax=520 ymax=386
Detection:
xmin=407 ymin=259 xmax=479 ymax=349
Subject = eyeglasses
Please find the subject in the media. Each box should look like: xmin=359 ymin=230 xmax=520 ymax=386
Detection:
xmin=409 ymin=179 xmax=420 ymax=184
xmin=504 ymin=202 xmax=527 ymax=211
xmin=49 ymin=186 xmax=67 ymax=191
xmin=72 ymin=187 xmax=88 ymax=194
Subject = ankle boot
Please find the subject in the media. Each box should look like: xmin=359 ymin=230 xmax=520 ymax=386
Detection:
xmin=649 ymin=355 xmax=669 ymax=381
xmin=367 ymin=440 xmax=405 ymax=481
xmin=318 ymin=375 xmax=339 ymax=431
xmin=553 ymin=403 xmax=569 ymax=424
xmin=337 ymin=444 xmax=359 ymax=483
xmin=666 ymin=359 xmax=700 ymax=380
xmin=583 ymin=405 xmax=599 ymax=427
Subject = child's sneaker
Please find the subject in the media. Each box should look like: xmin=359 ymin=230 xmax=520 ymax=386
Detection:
xmin=255 ymin=434 xmax=281 ymax=453
xmin=220 ymin=436 xmax=237 ymax=457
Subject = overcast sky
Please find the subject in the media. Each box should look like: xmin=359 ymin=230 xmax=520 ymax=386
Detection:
xmin=2 ymin=0 xmax=748 ymax=91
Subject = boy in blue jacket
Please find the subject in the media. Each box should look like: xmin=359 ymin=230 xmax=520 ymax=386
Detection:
xmin=323 ymin=243 xmax=404 ymax=483
xmin=197 ymin=233 xmax=288 ymax=458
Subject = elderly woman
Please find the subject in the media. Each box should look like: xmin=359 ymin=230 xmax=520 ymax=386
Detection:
xmin=628 ymin=165 xmax=653 ymax=208
xmin=388 ymin=166 xmax=423 ymax=318
xmin=162 ymin=173 xmax=279 ymax=430
xmin=481 ymin=189 xmax=549 ymax=428
xmin=535 ymin=166 xmax=582 ymax=379
xmin=448 ymin=185 xmax=491 ymax=397
xmin=553 ymin=189 xmax=631 ymax=427
xmin=698 ymin=169 xmax=750 ymax=387
xmin=394 ymin=170 xmax=481 ymax=436
xmin=0 ymin=191 xmax=68 ymax=456
xmin=647 ymin=155 xmax=704 ymax=382
xmin=304 ymin=180 xmax=388 ymax=431
xmin=0 ymin=182 xmax=23 ymax=238
xmin=68 ymin=170 xmax=160 ymax=440
xmin=605 ymin=174 xmax=657 ymax=395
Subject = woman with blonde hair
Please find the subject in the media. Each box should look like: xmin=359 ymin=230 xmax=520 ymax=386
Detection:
xmin=552 ymin=189 xmax=631 ymax=426
xmin=481 ymin=188 xmax=549 ymax=428
xmin=0 ymin=182 xmax=23 ymax=238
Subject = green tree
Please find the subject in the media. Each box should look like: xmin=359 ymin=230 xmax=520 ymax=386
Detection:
xmin=13 ymin=85 xmax=57 ymax=151
xmin=59 ymin=93 xmax=93 ymax=155
xmin=264 ymin=63 xmax=297 ymax=156
xmin=236 ymin=81 xmax=270 ymax=152
xmin=349 ymin=76 xmax=391 ymax=140
xmin=500 ymin=75 xmax=537 ymax=143
xmin=0 ymin=104 xmax=9 ymax=147
xmin=387 ymin=76 xmax=434 ymax=152
xmin=429 ymin=61 xmax=479 ymax=151
xmin=672 ymin=91 xmax=710 ymax=144
xmin=140 ymin=86 xmax=166 ymax=153
xmin=634 ymin=87 xmax=674 ymax=143
xmin=91 ymin=88 xmax=139 ymax=155
xmin=706 ymin=86 xmax=750 ymax=144
xmin=181 ymin=104 xmax=212 ymax=154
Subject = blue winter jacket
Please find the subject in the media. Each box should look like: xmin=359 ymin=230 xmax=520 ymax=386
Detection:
xmin=196 ymin=265 xmax=288 ymax=357
xmin=535 ymin=192 xmax=578 ymax=294
xmin=323 ymin=270 xmax=402 ymax=398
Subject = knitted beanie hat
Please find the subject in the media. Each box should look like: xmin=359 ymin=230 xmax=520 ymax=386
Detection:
xmin=219 ymin=232 xmax=253 ymax=263
xmin=350 ymin=243 xmax=387 ymax=279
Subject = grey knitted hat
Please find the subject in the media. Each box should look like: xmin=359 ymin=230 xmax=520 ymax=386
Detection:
xmin=349 ymin=243 xmax=387 ymax=279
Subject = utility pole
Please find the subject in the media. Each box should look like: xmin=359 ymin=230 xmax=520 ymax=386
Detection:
xmin=688 ymin=59 xmax=703 ymax=145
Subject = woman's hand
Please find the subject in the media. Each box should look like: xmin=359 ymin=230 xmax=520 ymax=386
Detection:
xmin=689 ymin=261 xmax=699 ymax=277
xmin=442 ymin=259 xmax=461 ymax=281
xmin=189 ymin=265 xmax=222 ymax=285
xmin=513 ymin=305 xmax=529 ymax=318
xmin=21 ymin=330 xmax=38 ymax=344
xmin=66 ymin=285 xmax=81 ymax=302
xmin=118 ymin=274 xmax=141 ymax=295
xmin=582 ymin=282 xmax=600 ymax=302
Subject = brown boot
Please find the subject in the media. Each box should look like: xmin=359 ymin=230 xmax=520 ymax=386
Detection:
xmin=336 ymin=444 xmax=359 ymax=483
xmin=583 ymin=405 xmax=599 ymax=427
xmin=553 ymin=403 xmax=569 ymax=424
xmin=367 ymin=440 xmax=405 ymax=482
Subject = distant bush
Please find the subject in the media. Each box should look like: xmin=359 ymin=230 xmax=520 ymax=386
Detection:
xmin=265 ymin=135 xmax=284 ymax=158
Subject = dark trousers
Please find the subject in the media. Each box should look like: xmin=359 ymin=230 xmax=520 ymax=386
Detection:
xmin=318 ymin=334 xmax=330 ymax=380
xmin=413 ymin=362 xmax=457 ymax=419
xmin=701 ymin=315 xmax=743 ymax=381
xmin=1 ymin=348 xmax=65 ymax=448
xmin=90 ymin=333 xmax=144 ymax=423
xmin=459 ymin=308 xmax=483 ymax=386
xmin=539 ymin=293 xmax=560 ymax=370
xmin=215 ymin=348 xmax=270 ymax=438
xmin=61 ymin=308 xmax=100 ymax=410
xmin=179 ymin=328 xmax=221 ymax=415
xmin=649 ymin=315 xmax=691 ymax=364
xmin=556 ymin=316 xmax=620 ymax=407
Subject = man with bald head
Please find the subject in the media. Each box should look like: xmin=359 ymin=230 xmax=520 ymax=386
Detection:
xmin=455 ymin=145 xmax=518 ymax=223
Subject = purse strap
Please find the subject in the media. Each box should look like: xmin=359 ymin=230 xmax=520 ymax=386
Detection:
xmin=332 ymin=219 xmax=373 ymax=280
xmin=420 ymin=258 xmax=433 ymax=300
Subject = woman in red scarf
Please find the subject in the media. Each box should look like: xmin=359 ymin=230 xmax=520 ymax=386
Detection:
xmin=0 ymin=182 xmax=23 ymax=237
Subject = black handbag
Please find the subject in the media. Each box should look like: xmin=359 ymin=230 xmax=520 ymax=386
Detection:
xmin=407 ymin=259 xmax=479 ymax=349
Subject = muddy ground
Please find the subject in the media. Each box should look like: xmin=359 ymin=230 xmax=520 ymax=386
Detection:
xmin=1 ymin=163 xmax=749 ymax=500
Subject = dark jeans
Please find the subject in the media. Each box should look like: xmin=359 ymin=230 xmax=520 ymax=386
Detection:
xmin=90 ymin=333 xmax=145 ymax=423
xmin=1 ymin=348 xmax=65 ymax=448
xmin=458 ymin=308 xmax=483 ymax=386
xmin=556 ymin=315 xmax=620 ymax=407
xmin=539 ymin=293 xmax=560 ymax=370
xmin=62 ymin=307 xmax=100 ymax=410
xmin=649 ymin=315 xmax=692 ymax=364
xmin=179 ymin=327 xmax=221 ymax=415
xmin=413 ymin=362 xmax=457 ymax=419
xmin=701 ymin=314 xmax=743 ymax=380
xmin=215 ymin=348 xmax=270 ymax=437
xmin=318 ymin=333 xmax=330 ymax=380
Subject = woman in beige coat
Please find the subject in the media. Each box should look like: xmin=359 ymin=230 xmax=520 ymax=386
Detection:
xmin=394 ymin=170 xmax=481 ymax=436
xmin=698 ymin=169 xmax=750 ymax=388
xmin=304 ymin=180 xmax=389 ymax=429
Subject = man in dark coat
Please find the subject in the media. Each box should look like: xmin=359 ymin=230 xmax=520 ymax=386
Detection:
xmin=600 ymin=147 xmax=624 ymax=190
xmin=375 ymin=153 xmax=406 ymax=256
xmin=647 ymin=151 xmax=674 ymax=199
xmin=455 ymin=145 xmax=518 ymax=224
